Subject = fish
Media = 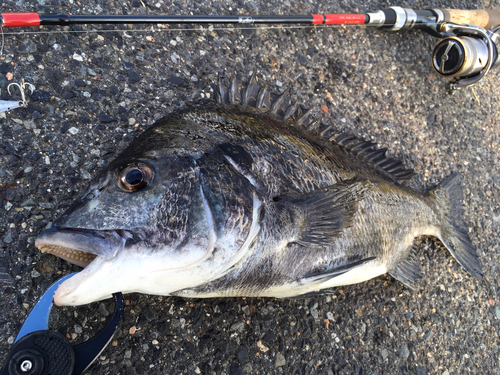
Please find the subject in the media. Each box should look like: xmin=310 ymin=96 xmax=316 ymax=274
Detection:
xmin=35 ymin=73 xmax=482 ymax=306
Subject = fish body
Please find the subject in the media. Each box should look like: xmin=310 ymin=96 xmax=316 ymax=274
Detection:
xmin=35 ymin=75 xmax=482 ymax=306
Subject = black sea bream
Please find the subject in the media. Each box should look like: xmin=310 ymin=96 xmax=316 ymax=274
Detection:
xmin=35 ymin=74 xmax=482 ymax=306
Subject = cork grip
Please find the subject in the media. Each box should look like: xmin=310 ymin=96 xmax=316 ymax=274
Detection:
xmin=442 ymin=9 xmax=500 ymax=29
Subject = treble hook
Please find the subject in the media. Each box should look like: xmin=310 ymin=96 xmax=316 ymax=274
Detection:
xmin=0 ymin=79 xmax=35 ymax=113
xmin=7 ymin=79 xmax=35 ymax=106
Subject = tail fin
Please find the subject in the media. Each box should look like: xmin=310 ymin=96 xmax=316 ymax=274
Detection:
xmin=432 ymin=173 xmax=483 ymax=279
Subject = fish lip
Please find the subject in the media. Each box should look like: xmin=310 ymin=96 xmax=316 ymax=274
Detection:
xmin=35 ymin=227 xmax=130 ymax=267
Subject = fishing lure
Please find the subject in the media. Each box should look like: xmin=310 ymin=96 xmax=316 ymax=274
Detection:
xmin=1 ymin=79 xmax=35 ymax=113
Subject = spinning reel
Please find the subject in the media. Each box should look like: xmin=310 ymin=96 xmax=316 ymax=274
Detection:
xmin=431 ymin=23 xmax=499 ymax=90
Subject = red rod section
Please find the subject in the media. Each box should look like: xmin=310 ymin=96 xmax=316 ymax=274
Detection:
xmin=313 ymin=14 xmax=367 ymax=25
xmin=1 ymin=13 xmax=41 ymax=27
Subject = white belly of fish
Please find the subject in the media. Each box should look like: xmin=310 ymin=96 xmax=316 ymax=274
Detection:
xmin=186 ymin=262 xmax=388 ymax=298
xmin=262 ymin=263 xmax=388 ymax=298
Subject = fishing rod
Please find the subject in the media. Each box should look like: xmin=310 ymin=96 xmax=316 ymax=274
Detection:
xmin=1 ymin=6 xmax=499 ymax=90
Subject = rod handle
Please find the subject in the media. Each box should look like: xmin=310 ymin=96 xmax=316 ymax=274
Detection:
xmin=442 ymin=9 xmax=500 ymax=29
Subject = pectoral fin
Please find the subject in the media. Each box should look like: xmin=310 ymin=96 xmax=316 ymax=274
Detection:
xmin=288 ymin=180 xmax=369 ymax=247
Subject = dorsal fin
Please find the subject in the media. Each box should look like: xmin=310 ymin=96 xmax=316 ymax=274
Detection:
xmin=213 ymin=71 xmax=314 ymax=127
xmin=213 ymin=72 xmax=416 ymax=181
xmin=332 ymin=133 xmax=416 ymax=181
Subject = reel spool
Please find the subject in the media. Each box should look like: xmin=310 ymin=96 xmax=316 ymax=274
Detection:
xmin=431 ymin=23 xmax=499 ymax=89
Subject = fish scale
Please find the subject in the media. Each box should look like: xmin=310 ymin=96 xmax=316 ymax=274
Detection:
xmin=34 ymin=73 xmax=482 ymax=306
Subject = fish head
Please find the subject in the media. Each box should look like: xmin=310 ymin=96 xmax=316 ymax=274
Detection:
xmin=35 ymin=115 xmax=255 ymax=306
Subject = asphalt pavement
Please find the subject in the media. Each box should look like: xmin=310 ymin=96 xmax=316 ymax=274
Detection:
xmin=1 ymin=0 xmax=499 ymax=374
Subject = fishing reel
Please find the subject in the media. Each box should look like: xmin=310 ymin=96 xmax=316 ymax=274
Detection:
xmin=431 ymin=23 xmax=499 ymax=90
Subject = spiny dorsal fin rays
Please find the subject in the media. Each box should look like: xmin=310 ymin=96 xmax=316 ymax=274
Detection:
xmin=255 ymin=84 xmax=271 ymax=110
xmin=270 ymin=89 xmax=289 ymax=116
xmin=296 ymin=108 xmax=315 ymax=127
xmin=215 ymin=72 xmax=416 ymax=181
xmin=283 ymin=101 xmax=300 ymax=121
xmin=229 ymin=72 xmax=239 ymax=104
xmin=242 ymin=73 xmax=258 ymax=106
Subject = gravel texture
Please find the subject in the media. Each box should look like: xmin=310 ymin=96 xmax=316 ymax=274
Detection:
xmin=1 ymin=0 xmax=500 ymax=374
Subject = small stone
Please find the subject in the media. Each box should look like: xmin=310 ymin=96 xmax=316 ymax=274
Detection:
xmin=0 ymin=272 xmax=14 ymax=284
xmin=494 ymin=306 xmax=500 ymax=319
xmin=124 ymin=349 xmax=132 ymax=358
xmin=19 ymin=40 xmax=37 ymax=53
xmin=167 ymin=76 xmax=183 ymax=86
xmin=310 ymin=307 xmax=319 ymax=319
xmin=275 ymin=352 xmax=286 ymax=368
xmin=228 ymin=363 xmax=242 ymax=375
xmin=3 ymin=232 xmax=13 ymax=244
xmin=128 ymin=71 xmax=141 ymax=84
xmin=129 ymin=326 xmax=137 ymax=334
xmin=98 ymin=113 xmax=117 ymax=123
xmin=31 ymin=270 xmax=41 ymax=278
xmin=230 ymin=322 xmax=245 ymax=332
xmin=416 ymin=367 xmax=427 ymax=375
xmin=257 ymin=340 xmax=269 ymax=352
xmin=74 ymin=325 xmax=83 ymax=334
xmin=380 ymin=348 xmax=389 ymax=360
xmin=68 ymin=127 xmax=79 ymax=135
xmin=262 ymin=330 xmax=276 ymax=343
xmin=75 ymin=79 xmax=86 ymax=87
xmin=31 ymin=90 xmax=51 ymax=102
xmin=399 ymin=345 xmax=410 ymax=359
xmin=98 ymin=303 xmax=110 ymax=316
xmin=242 ymin=305 xmax=251 ymax=316
xmin=238 ymin=346 xmax=248 ymax=364
xmin=73 ymin=53 xmax=84 ymax=61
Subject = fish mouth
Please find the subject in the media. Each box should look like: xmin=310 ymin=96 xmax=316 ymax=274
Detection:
xmin=35 ymin=227 xmax=131 ymax=268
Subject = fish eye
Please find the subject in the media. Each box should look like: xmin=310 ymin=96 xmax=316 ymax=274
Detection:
xmin=117 ymin=162 xmax=154 ymax=192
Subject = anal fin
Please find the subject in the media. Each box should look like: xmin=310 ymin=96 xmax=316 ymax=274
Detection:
xmin=388 ymin=243 xmax=423 ymax=289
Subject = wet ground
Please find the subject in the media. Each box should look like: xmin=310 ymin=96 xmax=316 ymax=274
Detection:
xmin=1 ymin=0 xmax=499 ymax=374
